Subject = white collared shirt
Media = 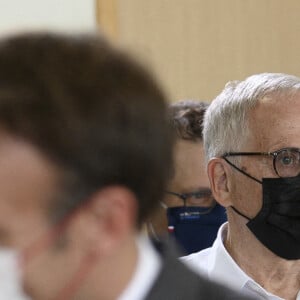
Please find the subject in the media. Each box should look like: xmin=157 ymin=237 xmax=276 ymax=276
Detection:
xmin=117 ymin=234 xmax=161 ymax=300
xmin=181 ymin=223 xmax=300 ymax=300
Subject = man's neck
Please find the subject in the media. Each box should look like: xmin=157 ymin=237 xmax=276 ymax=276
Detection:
xmin=225 ymin=220 xmax=300 ymax=300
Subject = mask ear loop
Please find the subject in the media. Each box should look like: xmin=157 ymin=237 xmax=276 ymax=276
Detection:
xmin=160 ymin=202 xmax=176 ymax=234
xmin=147 ymin=222 xmax=160 ymax=242
xmin=222 ymin=156 xmax=262 ymax=184
xmin=20 ymin=196 xmax=102 ymax=300
xmin=222 ymin=157 xmax=259 ymax=221
xmin=160 ymin=201 xmax=168 ymax=209
xmin=54 ymin=251 xmax=100 ymax=300
xmin=230 ymin=206 xmax=251 ymax=221
xmin=146 ymin=201 xmax=169 ymax=242
xmin=21 ymin=210 xmax=77 ymax=266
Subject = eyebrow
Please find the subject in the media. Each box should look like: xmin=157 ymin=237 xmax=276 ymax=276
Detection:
xmin=181 ymin=187 xmax=211 ymax=193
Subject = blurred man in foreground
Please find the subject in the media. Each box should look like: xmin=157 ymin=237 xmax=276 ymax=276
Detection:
xmin=183 ymin=73 xmax=300 ymax=299
xmin=148 ymin=100 xmax=226 ymax=255
xmin=0 ymin=33 xmax=251 ymax=300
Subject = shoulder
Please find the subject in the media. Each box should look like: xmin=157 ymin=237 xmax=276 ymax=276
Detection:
xmin=146 ymin=239 xmax=252 ymax=300
xmin=180 ymin=247 xmax=212 ymax=276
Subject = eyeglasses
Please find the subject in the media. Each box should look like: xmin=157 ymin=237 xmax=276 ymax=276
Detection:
xmin=223 ymin=147 xmax=300 ymax=178
xmin=165 ymin=188 xmax=214 ymax=207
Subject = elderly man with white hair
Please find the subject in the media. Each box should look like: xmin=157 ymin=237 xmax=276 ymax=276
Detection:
xmin=182 ymin=73 xmax=300 ymax=300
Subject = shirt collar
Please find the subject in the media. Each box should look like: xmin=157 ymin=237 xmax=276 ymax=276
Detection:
xmin=208 ymin=223 xmax=300 ymax=300
xmin=207 ymin=222 xmax=251 ymax=290
xmin=117 ymin=234 xmax=162 ymax=300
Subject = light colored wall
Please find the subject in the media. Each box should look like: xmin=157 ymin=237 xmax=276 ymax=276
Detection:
xmin=0 ymin=0 xmax=96 ymax=35
xmin=97 ymin=0 xmax=300 ymax=102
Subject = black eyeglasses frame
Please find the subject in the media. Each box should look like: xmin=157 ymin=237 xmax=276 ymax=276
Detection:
xmin=222 ymin=147 xmax=300 ymax=180
xmin=165 ymin=189 xmax=213 ymax=207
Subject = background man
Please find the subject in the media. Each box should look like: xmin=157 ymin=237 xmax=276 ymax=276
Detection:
xmin=0 ymin=32 xmax=251 ymax=300
xmin=183 ymin=73 xmax=300 ymax=300
xmin=148 ymin=100 xmax=226 ymax=255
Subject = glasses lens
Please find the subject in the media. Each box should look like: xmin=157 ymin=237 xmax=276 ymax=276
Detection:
xmin=275 ymin=149 xmax=300 ymax=177
xmin=185 ymin=189 xmax=214 ymax=207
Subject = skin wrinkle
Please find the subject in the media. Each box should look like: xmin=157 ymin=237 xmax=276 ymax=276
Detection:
xmin=224 ymin=92 xmax=300 ymax=300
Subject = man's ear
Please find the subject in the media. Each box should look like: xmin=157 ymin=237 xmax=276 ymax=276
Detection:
xmin=207 ymin=158 xmax=233 ymax=207
xmin=73 ymin=186 xmax=138 ymax=256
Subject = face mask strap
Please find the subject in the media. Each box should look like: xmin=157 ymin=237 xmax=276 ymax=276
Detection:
xmin=146 ymin=222 xmax=161 ymax=242
xmin=21 ymin=193 xmax=103 ymax=266
xmin=21 ymin=216 xmax=70 ymax=267
xmin=21 ymin=195 xmax=101 ymax=299
xmin=222 ymin=157 xmax=263 ymax=184
xmin=230 ymin=206 xmax=251 ymax=220
xmin=160 ymin=201 xmax=168 ymax=209
xmin=54 ymin=251 xmax=99 ymax=300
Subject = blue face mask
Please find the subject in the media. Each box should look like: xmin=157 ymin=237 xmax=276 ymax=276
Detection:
xmin=166 ymin=203 xmax=227 ymax=255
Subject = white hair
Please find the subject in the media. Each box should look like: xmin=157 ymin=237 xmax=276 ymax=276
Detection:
xmin=203 ymin=73 xmax=300 ymax=162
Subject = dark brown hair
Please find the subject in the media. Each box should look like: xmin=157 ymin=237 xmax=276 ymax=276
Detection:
xmin=0 ymin=32 xmax=173 ymax=226
xmin=169 ymin=100 xmax=209 ymax=142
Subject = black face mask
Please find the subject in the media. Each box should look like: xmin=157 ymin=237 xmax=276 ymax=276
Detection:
xmin=230 ymin=171 xmax=300 ymax=260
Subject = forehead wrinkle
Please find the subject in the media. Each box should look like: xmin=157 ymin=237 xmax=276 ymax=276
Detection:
xmin=246 ymin=107 xmax=270 ymax=151
xmin=249 ymin=94 xmax=300 ymax=151
xmin=248 ymin=106 xmax=276 ymax=148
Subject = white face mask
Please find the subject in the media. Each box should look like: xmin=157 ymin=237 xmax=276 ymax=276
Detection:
xmin=0 ymin=248 xmax=31 ymax=300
